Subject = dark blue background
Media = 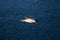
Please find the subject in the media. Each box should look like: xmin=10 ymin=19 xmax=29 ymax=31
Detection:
xmin=0 ymin=0 xmax=60 ymax=40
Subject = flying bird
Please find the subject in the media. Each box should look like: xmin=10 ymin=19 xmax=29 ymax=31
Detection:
xmin=20 ymin=16 xmax=38 ymax=24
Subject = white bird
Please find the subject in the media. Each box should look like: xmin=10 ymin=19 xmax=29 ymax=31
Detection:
xmin=20 ymin=16 xmax=38 ymax=24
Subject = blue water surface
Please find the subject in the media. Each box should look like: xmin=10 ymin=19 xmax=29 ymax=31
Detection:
xmin=0 ymin=0 xmax=60 ymax=40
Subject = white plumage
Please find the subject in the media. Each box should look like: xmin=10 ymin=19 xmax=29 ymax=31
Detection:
xmin=20 ymin=16 xmax=38 ymax=24
xmin=21 ymin=19 xmax=36 ymax=23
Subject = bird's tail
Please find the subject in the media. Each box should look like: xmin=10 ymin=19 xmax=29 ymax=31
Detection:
xmin=20 ymin=20 xmax=25 ymax=22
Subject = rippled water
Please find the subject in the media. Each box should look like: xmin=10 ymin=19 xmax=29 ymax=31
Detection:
xmin=0 ymin=0 xmax=60 ymax=40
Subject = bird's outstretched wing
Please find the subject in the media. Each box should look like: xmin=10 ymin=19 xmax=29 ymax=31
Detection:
xmin=24 ymin=16 xmax=32 ymax=19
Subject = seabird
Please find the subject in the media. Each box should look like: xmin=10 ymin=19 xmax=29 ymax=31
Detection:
xmin=20 ymin=16 xmax=38 ymax=24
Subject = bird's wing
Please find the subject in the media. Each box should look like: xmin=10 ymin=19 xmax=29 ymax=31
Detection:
xmin=24 ymin=16 xmax=32 ymax=19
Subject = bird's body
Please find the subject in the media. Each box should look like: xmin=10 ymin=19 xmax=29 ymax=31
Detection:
xmin=20 ymin=16 xmax=38 ymax=24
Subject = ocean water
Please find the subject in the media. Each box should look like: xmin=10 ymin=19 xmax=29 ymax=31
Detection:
xmin=0 ymin=0 xmax=60 ymax=40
